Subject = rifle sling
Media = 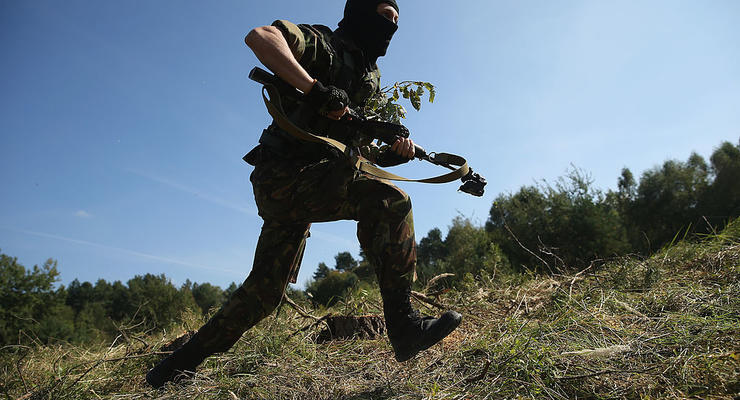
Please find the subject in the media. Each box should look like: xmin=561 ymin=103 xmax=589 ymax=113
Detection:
xmin=260 ymin=84 xmax=469 ymax=184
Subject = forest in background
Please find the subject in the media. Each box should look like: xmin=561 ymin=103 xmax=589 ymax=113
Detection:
xmin=1 ymin=139 xmax=738 ymax=347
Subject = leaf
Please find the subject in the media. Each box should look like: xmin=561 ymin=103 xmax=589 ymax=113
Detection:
xmin=425 ymin=82 xmax=436 ymax=103
xmin=410 ymin=91 xmax=421 ymax=111
xmin=372 ymin=80 xmax=437 ymax=121
xmin=398 ymin=105 xmax=407 ymax=119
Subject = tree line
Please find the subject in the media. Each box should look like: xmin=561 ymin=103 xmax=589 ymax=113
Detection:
xmin=0 ymin=255 xmax=238 ymax=346
xmin=1 ymin=139 xmax=738 ymax=345
xmin=308 ymin=139 xmax=740 ymax=302
xmin=487 ymin=139 xmax=739 ymax=271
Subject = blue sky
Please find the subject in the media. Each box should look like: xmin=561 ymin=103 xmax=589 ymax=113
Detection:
xmin=2 ymin=0 xmax=738 ymax=290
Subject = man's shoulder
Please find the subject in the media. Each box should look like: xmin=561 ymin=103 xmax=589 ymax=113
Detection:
xmin=299 ymin=23 xmax=336 ymax=45
xmin=273 ymin=20 xmax=337 ymax=54
xmin=273 ymin=20 xmax=333 ymax=38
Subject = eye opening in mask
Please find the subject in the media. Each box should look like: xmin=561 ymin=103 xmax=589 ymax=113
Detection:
xmin=376 ymin=3 xmax=399 ymax=24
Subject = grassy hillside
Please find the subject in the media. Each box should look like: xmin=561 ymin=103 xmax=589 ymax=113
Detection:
xmin=3 ymin=221 xmax=739 ymax=399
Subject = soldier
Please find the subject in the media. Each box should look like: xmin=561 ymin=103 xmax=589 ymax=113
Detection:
xmin=146 ymin=0 xmax=461 ymax=388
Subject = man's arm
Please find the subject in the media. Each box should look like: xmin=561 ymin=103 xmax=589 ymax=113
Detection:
xmin=245 ymin=25 xmax=348 ymax=120
xmin=245 ymin=26 xmax=315 ymax=93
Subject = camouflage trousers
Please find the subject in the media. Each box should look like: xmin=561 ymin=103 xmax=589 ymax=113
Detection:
xmin=193 ymin=150 xmax=417 ymax=354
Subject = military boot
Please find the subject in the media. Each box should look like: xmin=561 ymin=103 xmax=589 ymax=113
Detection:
xmin=382 ymin=287 xmax=462 ymax=362
xmin=146 ymin=333 xmax=210 ymax=388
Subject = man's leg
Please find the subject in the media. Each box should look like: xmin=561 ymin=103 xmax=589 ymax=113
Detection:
xmin=352 ymin=177 xmax=461 ymax=362
xmin=147 ymin=156 xmax=355 ymax=387
xmin=146 ymin=221 xmax=309 ymax=388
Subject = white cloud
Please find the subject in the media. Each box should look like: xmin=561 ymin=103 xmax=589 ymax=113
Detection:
xmin=8 ymin=227 xmax=242 ymax=276
xmin=125 ymin=168 xmax=258 ymax=217
xmin=310 ymin=229 xmax=360 ymax=250
xmin=75 ymin=210 xmax=92 ymax=218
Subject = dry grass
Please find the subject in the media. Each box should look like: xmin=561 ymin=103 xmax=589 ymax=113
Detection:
xmin=2 ymin=225 xmax=739 ymax=399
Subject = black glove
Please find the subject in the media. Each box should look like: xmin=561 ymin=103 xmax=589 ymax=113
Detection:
xmin=304 ymin=80 xmax=350 ymax=116
xmin=375 ymin=148 xmax=412 ymax=167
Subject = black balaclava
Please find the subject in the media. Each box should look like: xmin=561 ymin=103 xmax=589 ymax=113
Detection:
xmin=337 ymin=0 xmax=399 ymax=63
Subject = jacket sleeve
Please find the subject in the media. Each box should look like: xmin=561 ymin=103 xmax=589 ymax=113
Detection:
xmin=271 ymin=20 xmax=335 ymax=83
xmin=270 ymin=20 xmax=306 ymax=61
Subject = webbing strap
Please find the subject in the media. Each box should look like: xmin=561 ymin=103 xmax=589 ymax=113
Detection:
xmin=260 ymin=85 xmax=469 ymax=184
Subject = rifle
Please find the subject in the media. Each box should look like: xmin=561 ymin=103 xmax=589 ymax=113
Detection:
xmin=248 ymin=66 xmax=486 ymax=197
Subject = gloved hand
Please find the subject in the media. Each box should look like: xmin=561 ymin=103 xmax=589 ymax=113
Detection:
xmin=304 ymin=80 xmax=350 ymax=118
xmin=375 ymin=137 xmax=416 ymax=167
xmin=375 ymin=149 xmax=411 ymax=167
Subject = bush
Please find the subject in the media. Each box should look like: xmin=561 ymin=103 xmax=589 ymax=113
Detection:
xmin=0 ymin=254 xmax=67 ymax=345
xmin=417 ymin=218 xmax=509 ymax=288
xmin=306 ymin=270 xmax=359 ymax=307
xmin=487 ymin=168 xmax=630 ymax=272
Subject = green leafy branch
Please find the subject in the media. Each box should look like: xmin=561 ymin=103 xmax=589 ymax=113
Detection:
xmin=363 ymin=81 xmax=436 ymax=123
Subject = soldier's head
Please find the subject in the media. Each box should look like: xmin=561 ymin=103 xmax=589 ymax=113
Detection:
xmin=338 ymin=0 xmax=399 ymax=62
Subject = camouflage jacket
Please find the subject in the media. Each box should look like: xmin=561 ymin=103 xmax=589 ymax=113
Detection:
xmin=257 ymin=20 xmax=384 ymax=163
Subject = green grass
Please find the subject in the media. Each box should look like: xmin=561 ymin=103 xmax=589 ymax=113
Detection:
xmin=2 ymin=223 xmax=739 ymax=399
